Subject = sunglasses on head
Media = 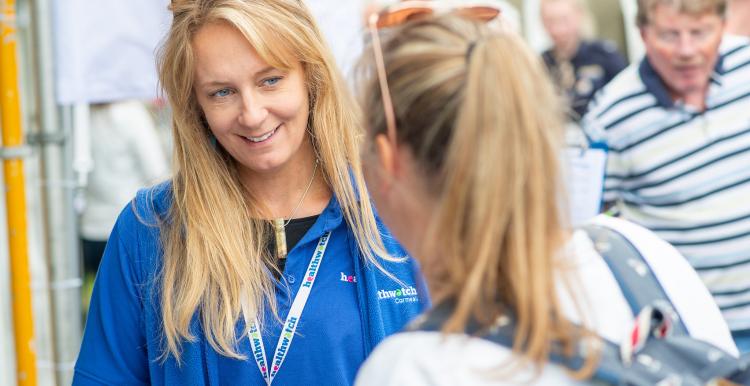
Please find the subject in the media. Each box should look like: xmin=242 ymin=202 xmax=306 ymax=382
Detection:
xmin=367 ymin=1 xmax=502 ymax=147
xmin=373 ymin=1 xmax=501 ymax=29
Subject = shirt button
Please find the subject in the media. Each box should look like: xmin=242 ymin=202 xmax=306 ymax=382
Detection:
xmin=287 ymin=275 xmax=295 ymax=284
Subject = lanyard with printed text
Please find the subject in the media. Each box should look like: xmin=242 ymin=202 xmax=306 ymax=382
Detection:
xmin=241 ymin=231 xmax=331 ymax=386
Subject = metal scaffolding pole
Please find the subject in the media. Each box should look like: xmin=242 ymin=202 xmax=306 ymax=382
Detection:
xmin=29 ymin=0 xmax=82 ymax=384
xmin=0 ymin=0 xmax=38 ymax=384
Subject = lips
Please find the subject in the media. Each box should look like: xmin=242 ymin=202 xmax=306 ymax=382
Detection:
xmin=241 ymin=125 xmax=279 ymax=143
xmin=673 ymin=63 xmax=702 ymax=73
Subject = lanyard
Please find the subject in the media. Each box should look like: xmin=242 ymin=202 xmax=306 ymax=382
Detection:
xmin=241 ymin=231 xmax=331 ymax=385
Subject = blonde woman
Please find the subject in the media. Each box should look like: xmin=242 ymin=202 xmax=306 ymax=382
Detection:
xmin=355 ymin=9 xmax=737 ymax=385
xmin=73 ymin=1 xmax=426 ymax=385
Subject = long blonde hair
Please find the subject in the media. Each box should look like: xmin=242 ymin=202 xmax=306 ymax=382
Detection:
xmin=156 ymin=0 xmax=388 ymax=361
xmin=361 ymin=15 xmax=594 ymax=376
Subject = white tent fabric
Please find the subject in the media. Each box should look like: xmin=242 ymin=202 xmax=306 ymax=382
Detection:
xmin=306 ymin=0 xmax=367 ymax=81
xmin=52 ymin=0 xmax=360 ymax=102
xmin=52 ymin=0 xmax=171 ymax=104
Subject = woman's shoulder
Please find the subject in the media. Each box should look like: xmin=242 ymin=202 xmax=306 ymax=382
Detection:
xmin=106 ymin=181 xmax=173 ymax=279
xmin=356 ymin=331 xmax=589 ymax=386
xmin=112 ymin=180 xmax=172 ymax=234
xmin=131 ymin=180 xmax=173 ymax=221
xmin=356 ymin=331 xmax=499 ymax=386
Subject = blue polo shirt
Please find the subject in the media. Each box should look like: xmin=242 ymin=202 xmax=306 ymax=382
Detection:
xmin=220 ymin=212 xmax=366 ymax=385
xmin=73 ymin=182 xmax=428 ymax=385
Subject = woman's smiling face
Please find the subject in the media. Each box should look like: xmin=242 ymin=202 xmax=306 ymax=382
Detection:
xmin=192 ymin=22 xmax=310 ymax=177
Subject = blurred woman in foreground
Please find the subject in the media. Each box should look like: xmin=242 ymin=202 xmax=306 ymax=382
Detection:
xmin=355 ymin=7 xmax=736 ymax=385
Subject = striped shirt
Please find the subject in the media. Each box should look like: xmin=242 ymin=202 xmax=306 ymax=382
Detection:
xmin=582 ymin=36 xmax=750 ymax=332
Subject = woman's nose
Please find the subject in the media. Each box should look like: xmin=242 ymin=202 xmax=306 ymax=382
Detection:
xmin=238 ymin=93 xmax=268 ymax=128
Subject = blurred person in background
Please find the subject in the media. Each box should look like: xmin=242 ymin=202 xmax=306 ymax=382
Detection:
xmin=72 ymin=0 xmax=426 ymax=385
xmin=80 ymin=100 xmax=168 ymax=281
xmin=583 ymin=0 xmax=750 ymax=353
xmin=354 ymin=9 xmax=736 ymax=385
xmin=541 ymin=0 xmax=627 ymax=121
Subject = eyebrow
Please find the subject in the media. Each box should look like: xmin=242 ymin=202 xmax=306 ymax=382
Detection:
xmin=255 ymin=66 xmax=279 ymax=78
xmin=196 ymin=66 xmax=280 ymax=89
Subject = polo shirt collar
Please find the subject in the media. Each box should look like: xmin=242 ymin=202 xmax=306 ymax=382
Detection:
xmin=638 ymin=53 xmax=725 ymax=109
xmin=294 ymin=194 xmax=344 ymax=247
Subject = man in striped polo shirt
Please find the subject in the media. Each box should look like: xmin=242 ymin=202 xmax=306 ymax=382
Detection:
xmin=582 ymin=0 xmax=750 ymax=352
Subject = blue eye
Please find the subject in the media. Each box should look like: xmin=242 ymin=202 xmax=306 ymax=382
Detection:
xmin=263 ymin=77 xmax=282 ymax=87
xmin=211 ymin=88 xmax=232 ymax=98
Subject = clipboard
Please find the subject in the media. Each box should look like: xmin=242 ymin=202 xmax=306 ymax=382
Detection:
xmin=563 ymin=141 xmax=608 ymax=227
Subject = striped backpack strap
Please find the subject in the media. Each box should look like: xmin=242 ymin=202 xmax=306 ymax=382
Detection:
xmin=582 ymin=224 xmax=689 ymax=336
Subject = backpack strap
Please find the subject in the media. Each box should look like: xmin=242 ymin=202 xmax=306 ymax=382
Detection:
xmin=407 ymin=225 xmax=749 ymax=385
xmin=411 ymin=302 xmax=613 ymax=376
xmin=410 ymin=302 xmax=628 ymax=383
xmin=411 ymin=302 xmax=745 ymax=386
xmin=582 ymin=224 xmax=689 ymax=336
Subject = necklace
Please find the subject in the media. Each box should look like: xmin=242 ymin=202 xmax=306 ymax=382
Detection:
xmin=283 ymin=159 xmax=319 ymax=227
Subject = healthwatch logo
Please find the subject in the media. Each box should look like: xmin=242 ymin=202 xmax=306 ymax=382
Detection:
xmin=377 ymin=286 xmax=419 ymax=304
xmin=340 ymin=272 xmax=357 ymax=283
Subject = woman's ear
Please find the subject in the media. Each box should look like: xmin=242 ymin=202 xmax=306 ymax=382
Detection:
xmin=374 ymin=133 xmax=397 ymax=182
